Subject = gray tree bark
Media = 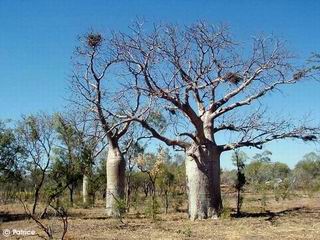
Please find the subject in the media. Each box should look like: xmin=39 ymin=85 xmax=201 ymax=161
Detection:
xmin=186 ymin=145 xmax=222 ymax=220
xmin=82 ymin=174 xmax=89 ymax=205
xmin=106 ymin=145 xmax=126 ymax=216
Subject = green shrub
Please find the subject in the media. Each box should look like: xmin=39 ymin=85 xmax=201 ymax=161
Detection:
xmin=144 ymin=197 xmax=160 ymax=220
xmin=114 ymin=198 xmax=127 ymax=223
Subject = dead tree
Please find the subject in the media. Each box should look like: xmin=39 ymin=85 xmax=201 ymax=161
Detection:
xmin=20 ymin=197 xmax=68 ymax=240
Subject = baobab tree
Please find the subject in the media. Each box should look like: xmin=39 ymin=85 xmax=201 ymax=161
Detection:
xmin=113 ymin=22 xmax=320 ymax=220
xmin=71 ymin=33 xmax=147 ymax=216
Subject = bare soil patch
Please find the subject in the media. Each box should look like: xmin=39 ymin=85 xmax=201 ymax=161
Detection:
xmin=1 ymin=195 xmax=319 ymax=239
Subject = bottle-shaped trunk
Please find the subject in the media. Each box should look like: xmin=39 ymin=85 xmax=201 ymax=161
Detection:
xmin=185 ymin=146 xmax=222 ymax=220
xmin=106 ymin=145 xmax=126 ymax=216
xmin=82 ymin=174 xmax=89 ymax=205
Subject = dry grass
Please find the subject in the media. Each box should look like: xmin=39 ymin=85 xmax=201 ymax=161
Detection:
xmin=1 ymin=194 xmax=319 ymax=240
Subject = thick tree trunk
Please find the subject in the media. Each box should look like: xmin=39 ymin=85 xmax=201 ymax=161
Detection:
xmin=82 ymin=174 xmax=89 ymax=205
xmin=185 ymin=145 xmax=222 ymax=220
xmin=236 ymin=188 xmax=241 ymax=216
xmin=106 ymin=145 xmax=126 ymax=216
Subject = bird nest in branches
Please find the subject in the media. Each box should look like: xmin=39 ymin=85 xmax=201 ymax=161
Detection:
xmin=225 ymin=72 xmax=243 ymax=85
xmin=293 ymin=70 xmax=306 ymax=80
xmin=87 ymin=33 xmax=102 ymax=48
xmin=302 ymin=135 xmax=317 ymax=141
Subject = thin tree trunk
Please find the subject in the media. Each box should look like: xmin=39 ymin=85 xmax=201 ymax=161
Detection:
xmin=83 ymin=174 xmax=89 ymax=205
xmin=126 ymin=175 xmax=131 ymax=212
xmin=143 ymin=184 xmax=149 ymax=197
xmin=164 ymin=190 xmax=169 ymax=214
xmin=32 ymin=171 xmax=46 ymax=215
xmin=92 ymin=192 xmax=96 ymax=206
xmin=32 ymin=187 xmax=40 ymax=215
xmin=69 ymin=186 xmax=74 ymax=207
xmin=185 ymin=146 xmax=222 ymax=220
xmin=106 ymin=145 xmax=126 ymax=216
xmin=151 ymin=183 xmax=156 ymax=220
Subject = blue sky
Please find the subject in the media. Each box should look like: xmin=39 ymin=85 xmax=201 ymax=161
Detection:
xmin=0 ymin=0 xmax=319 ymax=168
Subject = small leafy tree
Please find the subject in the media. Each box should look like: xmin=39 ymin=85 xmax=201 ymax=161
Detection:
xmin=0 ymin=121 xmax=25 ymax=203
xmin=53 ymin=114 xmax=83 ymax=207
xmin=158 ymin=167 xmax=175 ymax=214
xmin=245 ymin=151 xmax=273 ymax=192
xmin=136 ymin=149 xmax=165 ymax=220
xmin=129 ymin=171 xmax=150 ymax=208
xmin=88 ymin=157 xmax=107 ymax=205
xmin=16 ymin=114 xmax=55 ymax=215
xmin=113 ymin=197 xmax=127 ymax=223
xmin=0 ymin=121 xmax=25 ymax=183
xmin=124 ymin=141 xmax=144 ymax=211
xmin=293 ymin=152 xmax=320 ymax=196
xmin=231 ymin=150 xmax=247 ymax=216
xmin=271 ymin=162 xmax=292 ymax=201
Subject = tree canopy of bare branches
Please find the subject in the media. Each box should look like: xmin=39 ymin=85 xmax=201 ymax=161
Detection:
xmin=70 ymin=21 xmax=319 ymax=220
xmin=110 ymin=21 xmax=319 ymax=220
xmin=71 ymin=31 xmax=150 ymax=216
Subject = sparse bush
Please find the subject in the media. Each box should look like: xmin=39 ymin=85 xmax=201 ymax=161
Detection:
xmin=172 ymin=194 xmax=184 ymax=212
xmin=259 ymin=184 xmax=268 ymax=211
xmin=293 ymin=152 xmax=320 ymax=196
xmin=114 ymin=198 xmax=127 ymax=223
xmin=221 ymin=194 xmax=232 ymax=219
xmin=220 ymin=206 xmax=232 ymax=219
xmin=273 ymin=177 xmax=293 ymax=201
xmin=144 ymin=197 xmax=160 ymax=220
xmin=177 ymin=227 xmax=192 ymax=237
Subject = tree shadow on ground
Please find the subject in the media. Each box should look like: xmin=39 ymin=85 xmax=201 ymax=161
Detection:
xmin=0 ymin=211 xmax=86 ymax=222
xmin=0 ymin=212 xmax=28 ymax=222
xmin=231 ymin=206 xmax=320 ymax=222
